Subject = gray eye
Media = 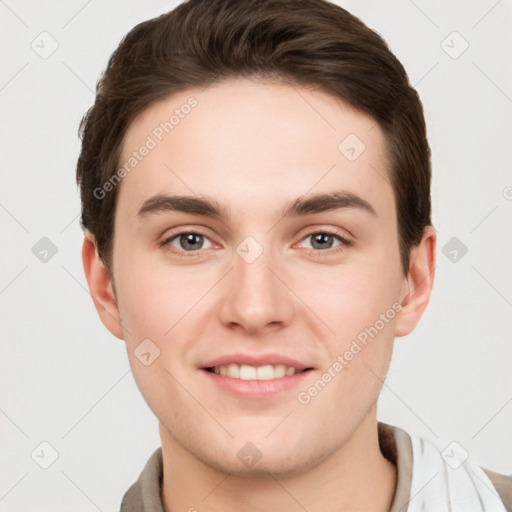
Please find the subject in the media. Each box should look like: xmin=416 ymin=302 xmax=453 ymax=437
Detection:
xmin=169 ymin=233 xmax=213 ymax=251
xmin=302 ymin=233 xmax=342 ymax=250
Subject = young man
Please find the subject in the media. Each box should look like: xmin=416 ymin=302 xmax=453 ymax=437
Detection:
xmin=76 ymin=0 xmax=511 ymax=510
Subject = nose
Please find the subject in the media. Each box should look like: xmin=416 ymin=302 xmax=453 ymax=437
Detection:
xmin=218 ymin=240 xmax=295 ymax=336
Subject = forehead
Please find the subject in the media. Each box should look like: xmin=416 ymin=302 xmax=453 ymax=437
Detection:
xmin=117 ymin=78 xmax=394 ymax=223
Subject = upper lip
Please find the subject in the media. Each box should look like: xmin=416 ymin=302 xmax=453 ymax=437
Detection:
xmin=201 ymin=353 xmax=313 ymax=371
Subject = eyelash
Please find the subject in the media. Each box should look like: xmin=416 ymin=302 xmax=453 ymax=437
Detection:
xmin=159 ymin=228 xmax=352 ymax=258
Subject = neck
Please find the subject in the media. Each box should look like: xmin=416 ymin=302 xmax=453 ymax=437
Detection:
xmin=160 ymin=411 xmax=397 ymax=512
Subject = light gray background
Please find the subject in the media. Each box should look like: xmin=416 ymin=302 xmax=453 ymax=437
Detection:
xmin=1 ymin=1 xmax=511 ymax=510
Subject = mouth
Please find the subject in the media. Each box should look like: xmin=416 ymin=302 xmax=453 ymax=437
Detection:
xmin=203 ymin=364 xmax=314 ymax=380
xmin=199 ymin=355 xmax=315 ymax=399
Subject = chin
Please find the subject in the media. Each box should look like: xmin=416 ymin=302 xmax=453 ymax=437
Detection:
xmin=191 ymin=433 xmax=329 ymax=479
xmin=211 ymin=451 xmax=322 ymax=479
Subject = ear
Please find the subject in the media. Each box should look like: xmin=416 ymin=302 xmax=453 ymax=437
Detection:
xmin=394 ymin=225 xmax=437 ymax=337
xmin=82 ymin=231 xmax=124 ymax=340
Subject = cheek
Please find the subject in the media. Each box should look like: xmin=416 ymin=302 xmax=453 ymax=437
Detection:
xmin=113 ymin=261 xmax=202 ymax=416
xmin=113 ymin=251 xmax=210 ymax=344
xmin=294 ymin=258 xmax=402 ymax=344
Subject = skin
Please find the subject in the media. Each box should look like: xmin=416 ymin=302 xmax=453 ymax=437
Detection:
xmin=83 ymin=78 xmax=436 ymax=512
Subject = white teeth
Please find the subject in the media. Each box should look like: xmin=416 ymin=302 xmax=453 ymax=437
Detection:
xmin=256 ymin=365 xmax=274 ymax=380
xmin=273 ymin=364 xmax=286 ymax=378
xmin=285 ymin=366 xmax=295 ymax=376
xmin=239 ymin=365 xmax=256 ymax=380
xmin=211 ymin=363 xmax=300 ymax=380
xmin=227 ymin=363 xmax=240 ymax=378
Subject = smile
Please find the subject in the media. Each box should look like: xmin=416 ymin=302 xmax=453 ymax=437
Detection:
xmin=205 ymin=363 xmax=307 ymax=380
xmin=199 ymin=353 xmax=315 ymax=398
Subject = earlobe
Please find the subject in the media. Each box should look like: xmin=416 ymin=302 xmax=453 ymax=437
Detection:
xmin=394 ymin=225 xmax=437 ymax=337
xmin=82 ymin=232 xmax=124 ymax=340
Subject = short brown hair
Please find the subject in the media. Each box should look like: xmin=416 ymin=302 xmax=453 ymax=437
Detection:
xmin=76 ymin=0 xmax=431 ymax=275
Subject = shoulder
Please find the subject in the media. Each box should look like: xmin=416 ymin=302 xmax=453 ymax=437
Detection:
xmin=481 ymin=466 xmax=512 ymax=511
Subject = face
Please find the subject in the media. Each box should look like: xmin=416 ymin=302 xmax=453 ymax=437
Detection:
xmin=100 ymin=78 xmax=417 ymax=476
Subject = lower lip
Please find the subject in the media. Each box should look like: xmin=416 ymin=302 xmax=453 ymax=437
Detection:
xmin=200 ymin=369 xmax=314 ymax=399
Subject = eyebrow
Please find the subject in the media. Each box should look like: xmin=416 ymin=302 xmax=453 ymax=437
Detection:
xmin=137 ymin=190 xmax=377 ymax=220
